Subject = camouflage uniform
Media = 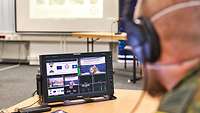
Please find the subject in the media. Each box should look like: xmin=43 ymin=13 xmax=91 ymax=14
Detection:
xmin=157 ymin=65 xmax=200 ymax=113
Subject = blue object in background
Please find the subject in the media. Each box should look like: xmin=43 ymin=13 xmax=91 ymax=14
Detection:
xmin=118 ymin=0 xmax=137 ymax=63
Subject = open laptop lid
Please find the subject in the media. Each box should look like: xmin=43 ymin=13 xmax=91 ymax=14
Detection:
xmin=39 ymin=51 xmax=114 ymax=103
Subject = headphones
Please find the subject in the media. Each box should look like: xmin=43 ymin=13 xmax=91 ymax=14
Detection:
xmin=124 ymin=0 xmax=200 ymax=63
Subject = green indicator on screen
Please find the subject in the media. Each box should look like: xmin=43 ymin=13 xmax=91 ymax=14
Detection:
xmin=78 ymin=67 xmax=81 ymax=76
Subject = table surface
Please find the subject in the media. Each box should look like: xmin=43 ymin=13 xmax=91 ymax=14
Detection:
xmin=0 ymin=32 xmax=127 ymax=42
xmin=5 ymin=89 xmax=160 ymax=113
xmin=72 ymin=32 xmax=127 ymax=40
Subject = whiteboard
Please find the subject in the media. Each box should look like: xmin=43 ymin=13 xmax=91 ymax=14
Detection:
xmin=15 ymin=0 xmax=119 ymax=33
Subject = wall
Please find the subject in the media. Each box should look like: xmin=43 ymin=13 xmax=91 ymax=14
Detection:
xmin=0 ymin=0 xmax=15 ymax=33
xmin=25 ymin=35 xmax=113 ymax=65
xmin=0 ymin=41 xmax=28 ymax=62
xmin=0 ymin=34 xmax=117 ymax=65
xmin=0 ymin=0 xmax=118 ymax=65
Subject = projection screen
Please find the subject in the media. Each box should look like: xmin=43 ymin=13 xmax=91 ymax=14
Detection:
xmin=15 ymin=0 xmax=119 ymax=33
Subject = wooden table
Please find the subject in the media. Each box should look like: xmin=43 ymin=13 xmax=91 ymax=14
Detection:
xmin=72 ymin=32 xmax=127 ymax=52
xmin=4 ymin=89 xmax=160 ymax=113
xmin=72 ymin=32 xmax=127 ymax=40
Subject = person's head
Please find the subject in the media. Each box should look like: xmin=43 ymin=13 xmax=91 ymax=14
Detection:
xmin=127 ymin=0 xmax=200 ymax=97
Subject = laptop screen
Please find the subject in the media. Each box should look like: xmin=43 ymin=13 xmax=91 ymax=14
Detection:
xmin=39 ymin=51 xmax=114 ymax=103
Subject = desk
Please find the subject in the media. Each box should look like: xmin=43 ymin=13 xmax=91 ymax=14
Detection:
xmin=72 ymin=32 xmax=127 ymax=52
xmin=5 ymin=89 xmax=160 ymax=113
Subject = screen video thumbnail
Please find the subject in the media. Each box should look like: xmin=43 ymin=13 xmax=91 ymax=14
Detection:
xmin=93 ymin=82 xmax=106 ymax=92
xmin=94 ymin=74 xmax=106 ymax=83
xmin=48 ymin=88 xmax=64 ymax=97
xmin=79 ymin=75 xmax=93 ymax=93
xmin=64 ymin=76 xmax=79 ymax=94
xmin=46 ymin=60 xmax=78 ymax=76
xmin=80 ymin=57 xmax=106 ymax=75
xmin=64 ymin=76 xmax=79 ymax=86
xmin=48 ymin=77 xmax=64 ymax=88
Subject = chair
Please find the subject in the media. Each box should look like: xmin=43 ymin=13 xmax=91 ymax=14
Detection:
xmin=124 ymin=45 xmax=143 ymax=83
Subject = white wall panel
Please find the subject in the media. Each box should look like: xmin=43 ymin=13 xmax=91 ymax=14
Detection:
xmin=0 ymin=0 xmax=15 ymax=33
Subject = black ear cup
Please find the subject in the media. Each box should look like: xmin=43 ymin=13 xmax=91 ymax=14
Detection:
xmin=125 ymin=18 xmax=147 ymax=62
xmin=140 ymin=17 xmax=161 ymax=63
xmin=125 ymin=17 xmax=161 ymax=63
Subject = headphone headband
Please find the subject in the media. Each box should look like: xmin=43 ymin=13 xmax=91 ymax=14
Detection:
xmin=151 ymin=0 xmax=200 ymax=22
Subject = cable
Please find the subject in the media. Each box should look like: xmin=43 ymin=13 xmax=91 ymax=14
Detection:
xmin=109 ymin=19 xmax=119 ymax=58
xmin=130 ymin=43 xmax=149 ymax=113
xmin=32 ymin=90 xmax=37 ymax=97
xmin=130 ymin=65 xmax=148 ymax=113
xmin=17 ymin=99 xmax=40 ymax=111
xmin=14 ymin=90 xmax=40 ymax=112
xmin=110 ymin=20 xmax=117 ymax=41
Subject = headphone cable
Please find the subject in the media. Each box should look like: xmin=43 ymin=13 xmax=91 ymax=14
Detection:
xmin=130 ymin=47 xmax=149 ymax=113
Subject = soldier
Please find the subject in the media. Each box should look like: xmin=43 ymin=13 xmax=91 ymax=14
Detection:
xmin=125 ymin=0 xmax=200 ymax=112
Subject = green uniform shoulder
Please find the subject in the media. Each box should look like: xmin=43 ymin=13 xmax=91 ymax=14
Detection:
xmin=157 ymin=66 xmax=200 ymax=113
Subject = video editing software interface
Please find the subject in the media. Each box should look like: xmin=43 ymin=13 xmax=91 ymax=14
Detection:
xmin=40 ymin=52 xmax=114 ymax=102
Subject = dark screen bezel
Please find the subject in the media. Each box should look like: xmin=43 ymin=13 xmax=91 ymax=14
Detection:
xmin=39 ymin=51 xmax=114 ymax=103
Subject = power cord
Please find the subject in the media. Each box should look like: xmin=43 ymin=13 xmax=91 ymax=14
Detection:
xmin=130 ymin=45 xmax=149 ymax=113
xmin=0 ymin=99 xmax=40 ymax=113
xmin=14 ymin=90 xmax=39 ymax=112
xmin=32 ymin=90 xmax=37 ymax=97
xmin=17 ymin=99 xmax=40 ymax=110
xmin=130 ymin=64 xmax=148 ymax=113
